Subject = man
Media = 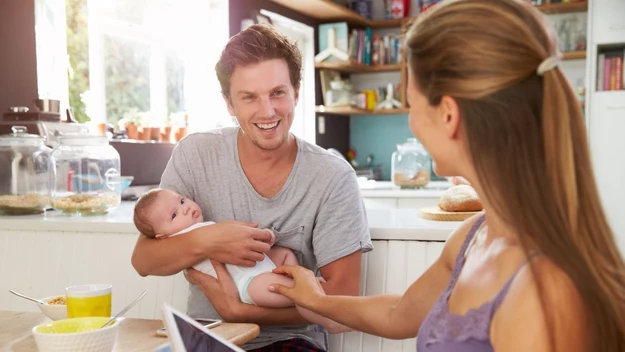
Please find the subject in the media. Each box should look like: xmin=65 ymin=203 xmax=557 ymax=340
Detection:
xmin=131 ymin=23 xmax=372 ymax=351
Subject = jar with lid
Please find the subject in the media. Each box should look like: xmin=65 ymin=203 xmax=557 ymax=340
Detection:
xmin=50 ymin=133 xmax=121 ymax=215
xmin=391 ymin=138 xmax=431 ymax=189
xmin=0 ymin=126 xmax=52 ymax=215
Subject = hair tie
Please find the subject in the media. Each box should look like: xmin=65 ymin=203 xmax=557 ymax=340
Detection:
xmin=537 ymin=56 xmax=559 ymax=76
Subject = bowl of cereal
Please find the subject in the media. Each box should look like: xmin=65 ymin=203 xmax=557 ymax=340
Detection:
xmin=32 ymin=316 xmax=121 ymax=352
xmin=39 ymin=295 xmax=68 ymax=321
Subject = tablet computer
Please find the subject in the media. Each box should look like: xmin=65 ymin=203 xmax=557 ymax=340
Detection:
xmin=160 ymin=303 xmax=246 ymax=352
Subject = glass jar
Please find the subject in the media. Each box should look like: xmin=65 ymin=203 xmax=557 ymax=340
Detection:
xmin=391 ymin=138 xmax=432 ymax=189
xmin=50 ymin=134 xmax=121 ymax=215
xmin=0 ymin=126 xmax=52 ymax=215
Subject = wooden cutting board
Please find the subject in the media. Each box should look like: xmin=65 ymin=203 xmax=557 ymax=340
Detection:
xmin=419 ymin=207 xmax=482 ymax=221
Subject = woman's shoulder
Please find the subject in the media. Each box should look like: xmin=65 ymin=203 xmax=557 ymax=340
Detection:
xmin=491 ymin=255 xmax=588 ymax=351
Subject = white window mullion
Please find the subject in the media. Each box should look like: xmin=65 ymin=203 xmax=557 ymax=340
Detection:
xmin=88 ymin=0 xmax=106 ymax=123
xmin=149 ymin=43 xmax=168 ymax=126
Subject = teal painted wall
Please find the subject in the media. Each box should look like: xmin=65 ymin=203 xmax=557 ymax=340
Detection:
xmin=349 ymin=114 xmax=442 ymax=181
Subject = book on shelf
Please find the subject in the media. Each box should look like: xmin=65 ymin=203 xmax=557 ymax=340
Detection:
xmin=597 ymin=48 xmax=625 ymax=91
xmin=349 ymin=29 xmax=402 ymax=66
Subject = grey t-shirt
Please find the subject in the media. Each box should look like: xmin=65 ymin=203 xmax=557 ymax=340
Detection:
xmin=159 ymin=126 xmax=373 ymax=350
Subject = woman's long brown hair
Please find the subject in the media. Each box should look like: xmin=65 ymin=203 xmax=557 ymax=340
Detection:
xmin=406 ymin=0 xmax=625 ymax=350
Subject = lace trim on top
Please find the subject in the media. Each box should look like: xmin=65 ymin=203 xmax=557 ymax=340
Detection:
xmin=423 ymin=215 xmax=494 ymax=347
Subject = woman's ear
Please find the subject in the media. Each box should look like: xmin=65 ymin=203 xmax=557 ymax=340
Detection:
xmin=440 ymin=95 xmax=461 ymax=139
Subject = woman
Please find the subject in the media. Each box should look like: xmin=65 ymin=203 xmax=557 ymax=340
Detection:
xmin=269 ymin=0 xmax=625 ymax=351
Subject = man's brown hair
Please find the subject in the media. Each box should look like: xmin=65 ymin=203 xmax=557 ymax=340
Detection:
xmin=215 ymin=23 xmax=302 ymax=99
xmin=133 ymin=188 xmax=164 ymax=238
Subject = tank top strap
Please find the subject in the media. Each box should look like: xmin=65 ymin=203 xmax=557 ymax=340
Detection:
xmin=489 ymin=252 xmax=540 ymax=316
xmin=449 ymin=214 xmax=486 ymax=287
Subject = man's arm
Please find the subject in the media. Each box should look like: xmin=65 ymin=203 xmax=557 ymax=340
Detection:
xmin=222 ymin=168 xmax=369 ymax=325
xmin=131 ymin=140 xmax=272 ymax=276
xmin=132 ymin=222 xmax=272 ymax=276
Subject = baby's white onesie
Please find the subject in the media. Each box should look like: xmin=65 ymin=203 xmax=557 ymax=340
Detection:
xmin=173 ymin=221 xmax=276 ymax=305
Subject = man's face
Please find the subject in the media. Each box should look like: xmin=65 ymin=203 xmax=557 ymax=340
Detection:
xmin=224 ymin=59 xmax=299 ymax=151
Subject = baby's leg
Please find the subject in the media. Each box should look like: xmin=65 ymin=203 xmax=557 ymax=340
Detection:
xmin=246 ymin=272 xmax=352 ymax=334
xmin=267 ymin=245 xmax=299 ymax=266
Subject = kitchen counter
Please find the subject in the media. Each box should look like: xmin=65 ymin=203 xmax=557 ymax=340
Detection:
xmin=0 ymin=201 xmax=460 ymax=241
xmin=358 ymin=180 xmax=449 ymax=198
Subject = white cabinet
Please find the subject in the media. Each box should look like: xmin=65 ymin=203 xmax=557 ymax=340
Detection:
xmin=591 ymin=0 xmax=625 ymax=45
xmin=588 ymin=92 xmax=625 ymax=254
xmin=328 ymin=240 xmax=445 ymax=352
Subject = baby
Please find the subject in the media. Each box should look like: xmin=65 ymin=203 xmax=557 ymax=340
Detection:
xmin=133 ymin=188 xmax=349 ymax=334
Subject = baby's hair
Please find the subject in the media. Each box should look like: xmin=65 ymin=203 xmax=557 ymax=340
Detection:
xmin=133 ymin=188 xmax=165 ymax=238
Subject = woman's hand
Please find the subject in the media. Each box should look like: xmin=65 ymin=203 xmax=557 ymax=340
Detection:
xmin=268 ymin=265 xmax=326 ymax=310
xmin=184 ymin=262 xmax=245 ymax=321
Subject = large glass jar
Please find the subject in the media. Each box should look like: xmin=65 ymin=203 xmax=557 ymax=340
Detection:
xmin=50 ymin=134 xmax=121 ymax=215
xmin=391 ymin=138 xmax=432 ymax=189
xmin=0 ymin=126 xmax=51 ymax=215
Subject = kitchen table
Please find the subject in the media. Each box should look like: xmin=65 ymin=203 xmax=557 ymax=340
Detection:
xmin=0 ymin=311 xmax=260 ymax=351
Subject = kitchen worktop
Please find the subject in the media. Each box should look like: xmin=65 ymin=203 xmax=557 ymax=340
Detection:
xmin=0 ymin=201 xmax=461 ymax=241
xmin=358 ymin=180 xmax=450 ymax=198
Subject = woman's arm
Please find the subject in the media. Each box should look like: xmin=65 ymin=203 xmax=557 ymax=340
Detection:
xmin=270 ymin=215 xmax=482 ymax=339
xmin=131 ymin=221 xmax=274 ymax=276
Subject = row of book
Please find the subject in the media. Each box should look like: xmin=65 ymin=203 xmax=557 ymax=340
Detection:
xmin=348 ymin=29 xmax=402 ymax=66
xmin=597 ymin=49 xmax=625 ymax=91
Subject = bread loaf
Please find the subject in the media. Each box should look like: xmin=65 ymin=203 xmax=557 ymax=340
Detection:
xmin=438 ymin=185 xmax=483 ymax=212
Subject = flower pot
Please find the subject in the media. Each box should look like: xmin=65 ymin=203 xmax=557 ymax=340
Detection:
xmin=160 ymin=126 xmax=172 ymax=143
xmin=125 ymin=124 xmax=139 ymax=139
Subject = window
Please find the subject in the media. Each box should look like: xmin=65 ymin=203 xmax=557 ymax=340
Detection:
xmin=38 ymin=0 xmax=230 ymax=131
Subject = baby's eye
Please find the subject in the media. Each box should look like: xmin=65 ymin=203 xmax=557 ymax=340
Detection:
xmin=172 ymin=212 xmax=177 ymax=219
xmin=180 ymin=199 xmax=185 ymax=205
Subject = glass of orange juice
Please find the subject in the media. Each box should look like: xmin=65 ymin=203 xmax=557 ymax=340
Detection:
xmin=65 ymin=284 xmax=112 ymax=318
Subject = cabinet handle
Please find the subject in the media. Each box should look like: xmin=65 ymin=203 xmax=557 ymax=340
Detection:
xmin=608 ymin=25 xmax=625 ymax=31
xmin=607 ymin=105 xmax=625 ymax=110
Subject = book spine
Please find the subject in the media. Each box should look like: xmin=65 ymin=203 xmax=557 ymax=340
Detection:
xmin=597 ymin=53 xmax=605 ymax=91
xmin=604 ymin=57 xmax=611 ymax=91
xmin=616 ymin=56 xmax=623 ymax=91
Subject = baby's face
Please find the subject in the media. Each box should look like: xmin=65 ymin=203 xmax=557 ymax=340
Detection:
xmin=150 ymin=190 xmax=203 ymax=238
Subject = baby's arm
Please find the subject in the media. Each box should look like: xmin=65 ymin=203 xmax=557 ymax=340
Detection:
xmin=267 ymin=246 xmax=298 ymax=266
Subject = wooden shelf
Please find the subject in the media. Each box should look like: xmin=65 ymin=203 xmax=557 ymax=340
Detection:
xmin=316 ymin=106 xmax=409 ymax=115
xmin=535 ymin=1 xmax=588 ymax=14
xmin=562 ymin=51 xmax=586 ymax=60
xmin=315 ymin=61 xmax=404 ymax=73
xmin=270 ymin=0 xmax=405 ymax=28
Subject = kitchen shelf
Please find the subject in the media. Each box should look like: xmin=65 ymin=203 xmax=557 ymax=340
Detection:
xmin=535 ymin=1 xmax=588 ymax=14
xmin=316 ymin=106 xmax=410 ymax=115
xmin=562 ymin=51 xmax=586 ymax=60
xmin=270 ymin=0 xmax=405 ymax=28
xmin=315 ymin=61 xmax=404 ymax=73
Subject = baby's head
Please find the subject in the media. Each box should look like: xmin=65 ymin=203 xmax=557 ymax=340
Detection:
xmin=133 ymin=188 xmax=203 ymax=239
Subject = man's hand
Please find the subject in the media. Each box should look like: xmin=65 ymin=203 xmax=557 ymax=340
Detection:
xmin=184 ymin=261 xmax=246 ymax=321
xmin=203 ymin=221 xmax=274 ymax=267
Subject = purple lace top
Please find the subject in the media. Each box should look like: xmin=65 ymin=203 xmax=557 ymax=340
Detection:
xmin=416 ymin=215 xmax=528 ymax=352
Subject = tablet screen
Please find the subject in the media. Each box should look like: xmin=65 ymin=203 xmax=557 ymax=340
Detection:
xmin=173 ymin=313 xmax=238 ymax=351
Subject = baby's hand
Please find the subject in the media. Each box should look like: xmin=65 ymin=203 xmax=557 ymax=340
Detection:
xmin=316 ymin=277 xmax=326 ymax=284
xmin=264 ymin=229 xmax=275 ymax=246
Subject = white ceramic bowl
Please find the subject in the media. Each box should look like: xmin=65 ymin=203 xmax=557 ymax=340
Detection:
xmin=32 ymin=316 xmax=121 ymax=352
xmin=38 ymin=295 xmax=68 ymax=321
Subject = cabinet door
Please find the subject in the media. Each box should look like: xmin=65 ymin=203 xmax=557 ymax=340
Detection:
xmin=592 ymin=0 xmax=625 ymax=45
xmin=589 ymin=92 xmax=625 ymax=255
